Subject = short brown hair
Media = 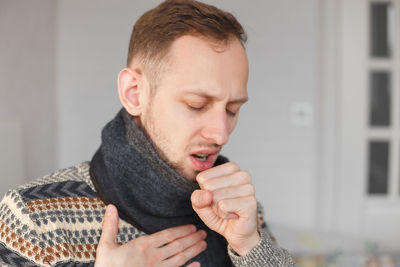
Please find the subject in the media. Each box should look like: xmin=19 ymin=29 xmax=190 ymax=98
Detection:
xmin=126 ymin=0 xmax=247 ymax=90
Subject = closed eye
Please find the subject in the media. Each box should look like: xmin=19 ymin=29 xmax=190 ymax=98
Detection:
xmin=226 ymin=103 xmax=242 ymax=117
xmin=226 ymin=109 xmax=237 ymax=117
xmin=227 ymin=110 xmax=237 ymax=116
xmin=188 ymin=104 xmax=205 ymax=111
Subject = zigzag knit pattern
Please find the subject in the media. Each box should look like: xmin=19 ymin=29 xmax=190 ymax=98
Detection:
xmin=0 ymin=162 xmax=144 ymax=266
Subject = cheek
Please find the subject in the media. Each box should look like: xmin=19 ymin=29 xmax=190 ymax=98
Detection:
xmin=154 ymin=100 xmax=200 ymax=144
xmin=174 ymin=109 xmax=209 ymax=146
xmin=228 ymin=118 xmax=239 ymax=134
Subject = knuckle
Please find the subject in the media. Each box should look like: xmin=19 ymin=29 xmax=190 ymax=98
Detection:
xmin=247 ymin=183 xmax=255 ymax=194
xmin=202 ymin=180 xmax=211 ymax=190
xmin=196 ymin=173 xmax=206 ymax=184
xmin=241 ymin=171 xmax=252 ymax=182
xmin=217 ymin=199 xmax=227 ymax=212
xmin=227 ymin=162 xmax=239 ymax=171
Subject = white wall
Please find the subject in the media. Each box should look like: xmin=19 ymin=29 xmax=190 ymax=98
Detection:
xmin=1 ymin=0 xmax=320 ymax=232
xmin=0 ymin=0 xmax=57 ymax=196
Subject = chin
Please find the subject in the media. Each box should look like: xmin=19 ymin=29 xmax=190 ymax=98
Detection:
xmin=181 ymin=168 xmax=198 ymax=182
xmin=185 ymin=172 xmax=197 ymax=182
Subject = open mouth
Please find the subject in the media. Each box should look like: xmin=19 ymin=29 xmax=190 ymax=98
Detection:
xmin=192 ymin=153 xmax=209 ymax=162
xmin=190 ymin=152 xmax=217 ymax=172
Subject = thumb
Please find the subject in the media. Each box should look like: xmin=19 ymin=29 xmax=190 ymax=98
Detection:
xmin=191 ymin=189 xmax=212 ymax=209
xmin=191 ymin=190 xmax=219 ymax=229
xmin=99 ymin=204 xmax=119 ymax=249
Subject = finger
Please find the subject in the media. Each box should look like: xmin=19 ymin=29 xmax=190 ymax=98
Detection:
xmin=216 ymin=196 xmax=257 ymax=218
xmin=186 ymin=261 xmax=201 ymax=267
xmin=212 ymin=183 xmax=255 ymax=203
xmin=211 ymin=202 xmax=238 ymax=220
xmin=159 ymin=230 xmax=206 ymax=260
xmin=199 ymin=171 xmax=251 ymax=191
xmin=196 ymin=162 xmax=239 ymax=184
xmin=191 ymin=190 xmax=220 ymax=225
xmin=149 ymin=224 xmax=197 ymax=248
xmin=163 ymin=240 xmax=207 ymax=267
xmin=191 ymin=189 xmax=212 ymax=209
xmin=98 ymin=204 xmax=119 ymax=249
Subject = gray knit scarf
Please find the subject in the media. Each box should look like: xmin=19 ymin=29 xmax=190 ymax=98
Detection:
xmin=89 ymin=109 xmax=232 ymax=266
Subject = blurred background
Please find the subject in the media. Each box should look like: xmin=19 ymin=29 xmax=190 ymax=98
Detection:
xmin=1 ymin=0 xmax=399 ymax=266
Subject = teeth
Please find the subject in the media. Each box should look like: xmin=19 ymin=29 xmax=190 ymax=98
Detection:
xmin=194 ymin=154 xmax=208 ymax=162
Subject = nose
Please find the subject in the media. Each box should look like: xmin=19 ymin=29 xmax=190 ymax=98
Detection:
xmin=201 ymin=110 xmax=230 ymax=146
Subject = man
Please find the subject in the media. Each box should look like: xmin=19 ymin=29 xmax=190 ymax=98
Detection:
xmin=0 ymin=0 xmax=296 ymax=266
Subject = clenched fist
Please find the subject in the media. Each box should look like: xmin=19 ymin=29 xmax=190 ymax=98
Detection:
xmin=95 ymin=205 xmax=207 ymax=267
xmin=191 ymin=162 xmax=260 ymax=256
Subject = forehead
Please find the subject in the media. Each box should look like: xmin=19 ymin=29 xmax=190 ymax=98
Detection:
xmin=160 ymin=35 xmax=249 ymax=100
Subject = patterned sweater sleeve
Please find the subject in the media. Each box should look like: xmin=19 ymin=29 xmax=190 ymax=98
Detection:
xmin=227 ymin=203 xmax=297 ymax=267
xmin=0 ymin=189 xmax=96 ymax=267
xmin=0 ymin=163 xmax=105 ymax=267
xmin=0 ymin=189 xmax=50 ymax=266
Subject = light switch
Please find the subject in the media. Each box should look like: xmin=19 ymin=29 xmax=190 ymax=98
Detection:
xmin=290 ymin=102 xmax=314 ymax=126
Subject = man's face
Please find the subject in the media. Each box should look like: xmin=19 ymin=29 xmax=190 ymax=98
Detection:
xmin=140 ymin=35 xmax=249 ymax=181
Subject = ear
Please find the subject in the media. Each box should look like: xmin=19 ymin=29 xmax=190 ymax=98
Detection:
xmin=117 ymin=67 xmax=144 ymax=116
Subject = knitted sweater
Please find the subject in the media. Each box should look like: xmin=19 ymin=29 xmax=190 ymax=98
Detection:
xmin=0 ymin=162 xmax=295 ymax=266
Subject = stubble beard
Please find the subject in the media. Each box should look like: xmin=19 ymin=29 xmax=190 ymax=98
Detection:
xmin=141 ymin=106 xmax=190 ymax=179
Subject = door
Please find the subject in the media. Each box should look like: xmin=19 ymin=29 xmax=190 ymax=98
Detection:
xmin=336 ymin=0 xmax=400 ymax=250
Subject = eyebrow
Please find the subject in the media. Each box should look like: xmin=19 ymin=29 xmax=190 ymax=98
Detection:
xmin=183 ymin=89 xmax=249 ymax=104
